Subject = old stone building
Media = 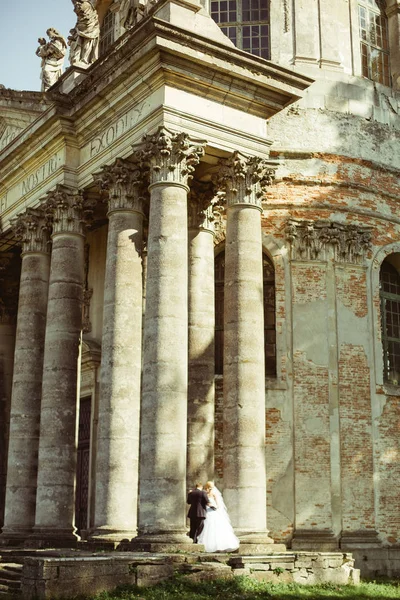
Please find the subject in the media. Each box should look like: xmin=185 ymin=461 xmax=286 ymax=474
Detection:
xmin=0 ymin=0 xmax=399 ymax=577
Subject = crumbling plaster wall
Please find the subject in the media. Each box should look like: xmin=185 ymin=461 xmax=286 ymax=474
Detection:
xmin=262 ymin=81 xmax=400 ymax=546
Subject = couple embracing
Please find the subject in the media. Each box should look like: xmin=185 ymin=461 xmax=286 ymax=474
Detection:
xmin=187 ymin=481 xmax=239 ymax=553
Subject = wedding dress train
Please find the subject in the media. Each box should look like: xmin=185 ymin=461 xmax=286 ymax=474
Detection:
xmin=197 ymin=488 xmax=240 ymax=552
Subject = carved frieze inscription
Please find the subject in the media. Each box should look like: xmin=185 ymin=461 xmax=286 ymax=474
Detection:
xmin=0 ymin=151 xmax=62 ymax=225
xmin=286 ymin=219 xmax=372 ymax=264
xmin=21 ymin=155 xmax=59 ymax=195
xmin=86 ymin=101 xmax=146 ymax=160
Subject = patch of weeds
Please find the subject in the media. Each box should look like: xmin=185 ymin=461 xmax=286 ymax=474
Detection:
xmin=74 ymin=575 xmax=400 ymax=600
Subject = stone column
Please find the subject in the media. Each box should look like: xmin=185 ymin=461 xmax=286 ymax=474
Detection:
xmin=90 ymin=157 xmax=146 ymax=541
xmin=386 ymin=1 xmax=400 ymax=90
xmin=187 ymin=183 xmax=218 ymax=488
xmin=216 ymin=152 xmax=282 ymax=552
xmin=31 ymin=186 xmax=90 ymax=547
xmin=0 ymin=254 xmax=19 ymax=532
xmin=0 ymin=210 xmax=50 ymax=545
xmin=135 ymin=128 xmax=205 ymax=549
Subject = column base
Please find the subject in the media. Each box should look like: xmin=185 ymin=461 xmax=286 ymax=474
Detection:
xmin=0 ymin=527 xmax=32 ymax=547
xmin=340 ymin=530 xmax=381 ymax=550
xmin=237 ymin=531 xmax=286 ymax=555
xmin=291 ymin=529 xmax=339 ymax=551
xmin=130 ymin=531 xmax=200 ymax=553
xmin=26 ymin=528 xmax=80 ymax=549
xmin=89 ymin=527 xmax=138 ymax=544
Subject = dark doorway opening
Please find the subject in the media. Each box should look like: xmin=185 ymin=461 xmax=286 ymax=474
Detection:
xmin=75 ymin=396 xmax=91 ymax=536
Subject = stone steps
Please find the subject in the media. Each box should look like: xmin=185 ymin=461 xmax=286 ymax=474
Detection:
xmin=0 ymin=564 xmax=22 ymax=597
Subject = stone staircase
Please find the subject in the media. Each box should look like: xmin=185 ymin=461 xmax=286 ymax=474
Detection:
xmin=0 ymin=563 xmax=23 ymax=598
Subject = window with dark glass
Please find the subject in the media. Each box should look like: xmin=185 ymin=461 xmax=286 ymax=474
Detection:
xmin=210 ymin=0 xmax=270 ymax=60
xmin=99 ymin=9 xmax=115 ymax=55
xmin=380 ymin=260 xmax=400 ymax=385
xmin=215 ymin=251 xmax=276 ymax=376
xmin=358 ymin=0 xmax=390 ymax=86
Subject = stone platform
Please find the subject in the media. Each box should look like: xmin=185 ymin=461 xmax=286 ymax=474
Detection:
xmin=0 ymin=549 xmax=360 ymax=599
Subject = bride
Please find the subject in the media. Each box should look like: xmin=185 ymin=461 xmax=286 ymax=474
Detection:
xmin=197 ymin=481 xmax=240 ymax=553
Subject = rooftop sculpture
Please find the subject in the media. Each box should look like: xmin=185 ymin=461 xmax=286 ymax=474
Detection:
xmin=69 ymin=0 xmax=100 ymax=67
xmin=36 ymin=28 xmax=67 ymax=92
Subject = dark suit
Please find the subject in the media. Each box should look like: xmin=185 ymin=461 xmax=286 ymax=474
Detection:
xmin=187 ymin=487 xmax=209 ymax=542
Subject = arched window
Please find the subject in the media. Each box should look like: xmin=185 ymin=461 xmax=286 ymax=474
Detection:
xmin=358 ymin=0 xmax=390 ymax=86
xmin=380 ymin=258 xmax=400 ymax=384
xmin=214 ymin=251 xmax=276 ymax=376
xmin=99 ymin=9 xmax=115 ymax=55
xmin=211 ymin=0 xmax=270 ymax=60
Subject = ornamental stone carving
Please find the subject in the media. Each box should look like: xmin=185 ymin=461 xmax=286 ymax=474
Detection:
xmin=286 ymin=219 xmax=372 ymax=264
xmin=93 ymin=155 xmax=148 ymax=213
xmin=122 ymin=0 xmax=150 ymax=29
xmin=43 ymin=185 xmax=93 ymax=235
xmin=141 ymin=127 xmax=206 ymax=188
xmin=11 ymin=209 xmax=51 ymax=254
xmin=188 ymin=181 xmax=224 ymax=232
xmin=214 ymin=151 xmax=277 ymax=208
xmin=36 ymin=28 xmax=67 ymax=92
xmin=69 ymin=0 xmax=100 ymax=67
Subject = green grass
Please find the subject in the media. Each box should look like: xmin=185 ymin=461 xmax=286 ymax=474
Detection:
xmin=91 ymin=576 xmax=400 ymax=600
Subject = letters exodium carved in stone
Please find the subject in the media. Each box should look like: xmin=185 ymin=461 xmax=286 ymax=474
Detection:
xmin=286 ymin=219 xmax=372 ymax=264
xmin=215 ymin=151 xmax=277 ymax=208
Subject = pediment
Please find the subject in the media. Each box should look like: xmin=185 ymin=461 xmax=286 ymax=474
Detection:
xmin=0 ymin=118 xmax=23 ymax=151
xmin=0 ymin=89 xmax=49 ymax=153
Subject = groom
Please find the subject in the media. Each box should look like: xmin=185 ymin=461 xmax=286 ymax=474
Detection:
xmin=187 ymin=482 xmax=209 ymax=543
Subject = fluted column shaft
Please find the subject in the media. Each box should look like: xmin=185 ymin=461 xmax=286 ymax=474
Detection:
xmin=91 ymin=159 xmax=145 ymax=541
xmin=1 ymin=211 xmax=50 ymax=544
xmin=187 ymin=187 xmax=216 ymax=488
xmin=33 ymin=187 xmax=88 ymax=545
xmin=218 ymin=153 xmax=276 ymax=542
xmin=137 ymin=128 xmax=206 ymax=541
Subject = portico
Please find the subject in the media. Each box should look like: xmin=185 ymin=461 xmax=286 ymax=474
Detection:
xmin=0 ymin=0 xmax=311 ymax=550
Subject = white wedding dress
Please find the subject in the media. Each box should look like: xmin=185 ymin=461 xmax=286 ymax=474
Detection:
xmin=197 ymin=488 xmax=240 ymax=553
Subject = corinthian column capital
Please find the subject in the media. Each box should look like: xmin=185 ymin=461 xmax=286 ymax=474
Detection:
xmin=214 ymin=151 xmax=277 ymax=209
xmin=43 ymin=185 xmax=93 ymax=236
xmin=93 ymin=155 xmax=149 ymax=214
xmin=140 ymin=127 xmax=206 ymax=188
xmin=188 ymin=181 xmax=224 ymax=232
xmin=11 ymin=208 xmax=51 ymax=254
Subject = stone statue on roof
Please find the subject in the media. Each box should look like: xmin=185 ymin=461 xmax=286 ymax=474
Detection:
xmin=36 ymin=28 xmax=67 ymax=92
xmin=121 ymin=0 xmax=150 ymax=30
xmin=69 ymin=0 xmax=100 ymax=67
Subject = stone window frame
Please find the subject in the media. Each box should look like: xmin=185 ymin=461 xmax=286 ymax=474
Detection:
xmin=214 ymin=234 xmax=289 ymax=389
xmin=371 ymin=243 xmax=400 ymax=395
xmin=210 ymin=0 xmax=271 ymax=60
xmin=379 ymin=258 xmax=400 ymax=385
xmin=358 ymin=0 xmax=391 ymax=86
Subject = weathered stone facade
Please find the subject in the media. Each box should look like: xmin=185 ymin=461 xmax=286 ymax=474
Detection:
xmin=0 ymin=0 xmax=399 ymax=583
